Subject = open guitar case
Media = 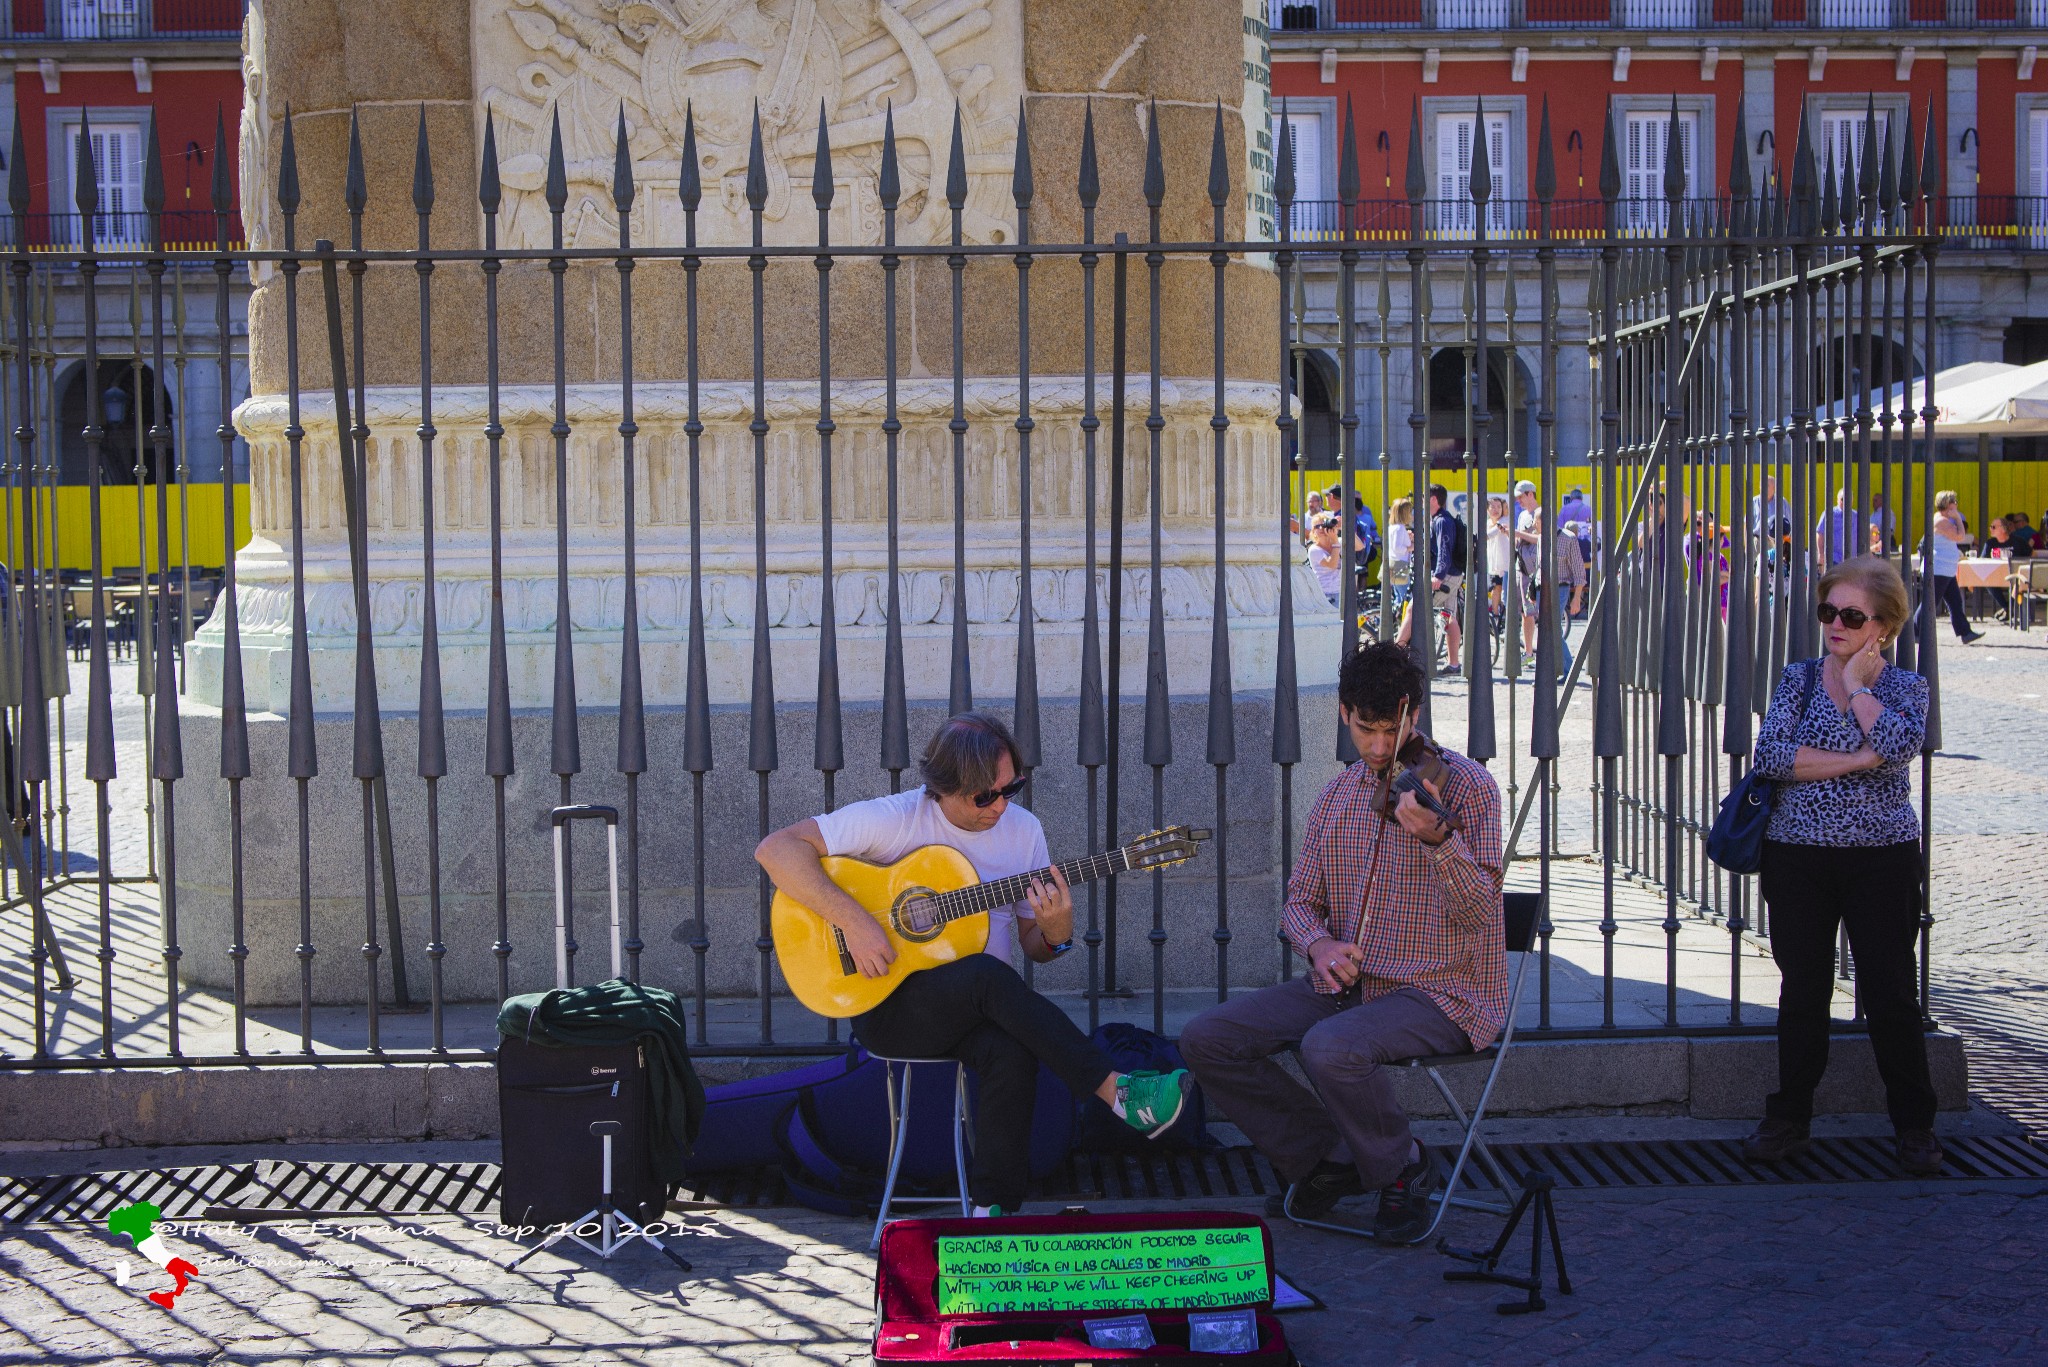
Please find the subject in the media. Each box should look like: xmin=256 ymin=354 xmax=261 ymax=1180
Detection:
xmin=875 ymin=1210 xmax=1296 ymax=1365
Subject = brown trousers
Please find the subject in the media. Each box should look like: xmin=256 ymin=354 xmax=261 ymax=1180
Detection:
xmin=1180 ymin=979 xmax=1469 ymax=1190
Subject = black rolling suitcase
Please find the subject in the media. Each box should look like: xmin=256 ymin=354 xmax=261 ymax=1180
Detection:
xmin=497 ymin=804 xmax=666 ymax=1231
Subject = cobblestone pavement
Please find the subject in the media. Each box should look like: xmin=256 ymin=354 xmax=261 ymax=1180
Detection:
xmin=2 ymin=1183 xmax=2045 ymax=1365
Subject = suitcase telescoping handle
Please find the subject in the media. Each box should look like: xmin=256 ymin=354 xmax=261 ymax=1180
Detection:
xmin=550 ymin=804 xmax=622 ymax=989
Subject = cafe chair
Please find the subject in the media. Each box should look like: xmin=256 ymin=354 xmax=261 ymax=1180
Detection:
xmin=1283 ymin=890 xmax=1542 ymax=1246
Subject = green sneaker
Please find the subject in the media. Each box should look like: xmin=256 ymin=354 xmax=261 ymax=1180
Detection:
xmin=1117 ymin=1069 xmax=1192 ymax=1138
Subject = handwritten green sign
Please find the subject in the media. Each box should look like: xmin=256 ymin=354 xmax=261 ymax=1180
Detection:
xmin=934 ymin=1226 xmax=1269 ymax=1316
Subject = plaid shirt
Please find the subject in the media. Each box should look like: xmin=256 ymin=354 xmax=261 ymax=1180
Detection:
xmin=1281 ymin=749 xmax=1509 ymax=1050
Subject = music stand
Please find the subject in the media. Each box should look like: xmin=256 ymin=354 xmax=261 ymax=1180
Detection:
xmin=505 ymin=1120 xmax=692 ymax=1272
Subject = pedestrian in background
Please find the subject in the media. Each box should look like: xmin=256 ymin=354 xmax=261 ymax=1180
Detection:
xmin=1915 ymin=491 xmax=1983 ymax=646
xmin=1741 ymin=554 xmax=1942 ymax=1178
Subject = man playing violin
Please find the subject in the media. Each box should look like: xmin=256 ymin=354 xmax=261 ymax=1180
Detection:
xmin=755 ymin=712 xmax=1192 ymax=1218
xmin=1180 ymin=642 xmax=1507 ymax=1243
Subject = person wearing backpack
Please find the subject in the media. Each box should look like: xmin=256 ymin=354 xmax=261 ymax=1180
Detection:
xmin=1393 ymin=484 xmax=1462 ymax=668
xmin=1738 ymin=555 xmax=1941 ymax=1179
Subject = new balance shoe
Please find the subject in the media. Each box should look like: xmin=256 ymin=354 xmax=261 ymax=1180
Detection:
xmin=1371 ymin=1147 xmax=1440 ymax=1244
xmin=971 ymin=1203 xmax=1005 ymax=1218
xmin=1283 ymin=1161 xmax=1367 ymax=1221
xmin=1116 ymin=1069 xmax=1193 ymax=1138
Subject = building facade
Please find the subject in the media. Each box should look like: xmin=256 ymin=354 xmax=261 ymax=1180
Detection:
xmin=2 ymin=0 xmax=247 ymax=574
xmin=1269 ymin=4 xmax=2048 ymax=490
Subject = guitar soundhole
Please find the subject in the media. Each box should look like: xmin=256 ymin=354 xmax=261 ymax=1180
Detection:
xmin=891 ymin=888 xmax=944 ymax=944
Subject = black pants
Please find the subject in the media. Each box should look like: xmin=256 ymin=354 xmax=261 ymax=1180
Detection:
xmin=1914 ymin=574 xmax=1972 ymax=639
xmin=852 ymin=954 xmax=1116 ymax=1211
xmin=1759 ymin=839 xmax=1936 ymax=1131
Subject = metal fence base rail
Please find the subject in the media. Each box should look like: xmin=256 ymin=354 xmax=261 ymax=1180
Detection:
xmin=0 ymin=94 xmax=1955 ymax=1075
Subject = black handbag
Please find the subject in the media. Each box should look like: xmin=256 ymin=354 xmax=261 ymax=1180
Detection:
xmin=1706 ymin=659 xmax=1819 ymax=875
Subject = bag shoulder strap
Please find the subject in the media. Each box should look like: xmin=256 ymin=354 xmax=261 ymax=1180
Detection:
xmin=1797 ymin=658 xmax=1820 ymax=721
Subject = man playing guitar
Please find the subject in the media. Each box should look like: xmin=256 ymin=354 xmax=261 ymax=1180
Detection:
xmin=755 ymin=712 xmax=1192 ymax=1217
xmin=1180 ymin=642 xmax=1507 ymax=1243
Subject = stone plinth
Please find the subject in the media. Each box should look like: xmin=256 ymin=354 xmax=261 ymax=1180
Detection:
xmin=184 ymin=0 xmax=1311 ymax=1005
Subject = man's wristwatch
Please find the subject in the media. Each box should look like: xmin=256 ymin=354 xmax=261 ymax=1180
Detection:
xmin=1044 ymin=936 xmax=1075 ymax=957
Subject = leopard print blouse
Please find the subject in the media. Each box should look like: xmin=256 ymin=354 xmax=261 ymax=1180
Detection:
xmin=1750 ymin=658 xmax=1928 ymax=848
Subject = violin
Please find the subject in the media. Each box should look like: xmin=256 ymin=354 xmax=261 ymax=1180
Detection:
xmin=1373 ymin=704 xmax=1462 ymax=834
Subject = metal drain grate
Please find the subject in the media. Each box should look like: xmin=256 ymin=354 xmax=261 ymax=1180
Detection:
xmin=5 ymin=1135 xmax=2042 ymax=1227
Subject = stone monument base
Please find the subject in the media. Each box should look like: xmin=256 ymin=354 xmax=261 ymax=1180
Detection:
xmin=172 ymin=682 xmax=1346 ymax=1011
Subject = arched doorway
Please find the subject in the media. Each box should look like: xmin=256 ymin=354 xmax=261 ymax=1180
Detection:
xmin=1291 ymin=348 xmax=1341 ymax=472
xmin=58 ymin=361 xmax=174 ymax=486
xmin=1426 ymin=346 xmax=1534 ymax=470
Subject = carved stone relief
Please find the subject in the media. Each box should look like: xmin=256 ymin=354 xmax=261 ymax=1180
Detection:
xmin=473 ymin=0 xmax=1026 ymax=249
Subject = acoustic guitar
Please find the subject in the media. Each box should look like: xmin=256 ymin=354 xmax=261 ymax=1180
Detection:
xmin=771 ymin=826 xmax=1211 ymax=1019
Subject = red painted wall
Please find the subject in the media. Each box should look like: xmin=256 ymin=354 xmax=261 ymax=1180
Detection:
xmin=1975 ymin=51 xmax=2048 ymax=200
xmin=13 ymin=66 xmax=243 ymax=231
xmin=1275 ymin=54 xmax=1745 ymax=200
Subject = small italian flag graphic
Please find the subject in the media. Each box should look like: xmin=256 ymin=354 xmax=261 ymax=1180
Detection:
xmin=106 ymin=1201 xmax=198 ymax=1309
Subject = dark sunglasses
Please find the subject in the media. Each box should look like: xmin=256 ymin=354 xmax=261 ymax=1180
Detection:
xmin=972 ymin=777 xmax=1028 ymax=809
xmin=1815 ymin=601 xmax=1871 ymax=630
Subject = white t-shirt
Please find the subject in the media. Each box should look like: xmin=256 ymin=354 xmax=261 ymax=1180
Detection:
xmin=1388 ymin=522 xmax=1413 ymax=565
xmin=812 ymin=787 xmax=1048 ymax=972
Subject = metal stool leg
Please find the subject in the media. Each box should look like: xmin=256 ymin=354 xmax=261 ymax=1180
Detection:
xmin=870 ymin=1062 xmax=914 ymax=1252
xmin=952 ymin=1062 xmax=972 ymax=1218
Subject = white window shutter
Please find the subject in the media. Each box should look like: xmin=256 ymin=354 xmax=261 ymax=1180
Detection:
xmin=1285 ymin=114 xmax=1323 ymax=203
xmin=2031 ymin=110 xmax=2048 ymax=201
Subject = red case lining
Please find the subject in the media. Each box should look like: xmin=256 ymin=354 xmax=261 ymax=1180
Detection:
xmin=875 ymin=1210 xmax=1290 ymax=1364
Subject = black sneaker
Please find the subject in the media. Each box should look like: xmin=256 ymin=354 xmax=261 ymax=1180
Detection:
xmin=1282 ymin=1161 xmax=1367 ymax=1221
xmin=1960 ymin=630 xmax=1985 ymax=645
xmin=1371 ymin=1148 xmax=1440 ymax=1244
xmin=1739 ymin=1117 xmax=1811 ymax=1165
xmin=1895 ymin=1128 xmax=1945 ymax=1177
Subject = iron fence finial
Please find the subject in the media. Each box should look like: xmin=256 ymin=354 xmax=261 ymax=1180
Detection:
xmin=8 ymin=115 xmax=27 ymax=219
xmin=1013 ymin=98 xmax=1034 ymax=210
xmin=1860 ymin=94 xmax=1880 ymax=203
xmin=415 ymin=105 xmax=437 ymax=219
xmin=1729 ymin=102 xmax=1753 ymax=207
xmin=1077 ymin=99 xmax=1098 ymax=209
xmin=1207 ymin=100 xmax=1229 ymax=209
xmin=280 ymin=103 xmax=303 ymax=215
xmin=74 ymin=109 xmax=97 ymax=222
xmin=947 ymin=102 xmax=969 ymax=212
xmin=1534 ymin=96 xmax=1556 ymax=205
xmin=879 ymin=102 xmax=900 ymax=210
xmin=1339 ymin=95 xmax=1359 ymax=206
xmin=1791 ymin=113 xmax=1816 ymax=234
xmin=613 ymin=105 xmax=635 ymax=215
xmin=211 ymin=107 xmax=233 ymax=219
xmin=1144 ymin=99 xmax=1165 ymax=210
xmin=1662 ymin=95 xmax=1685 ymax=207
xmin=143 ymin=108 xmax=166 ymax=221
xmin=1919 ymin=99 xmax=1941 ymax=218
xmin=478 ymin=107 xmax=499 ymax=214
xmin=545 ymin=107 xmax=568 ymax=214
xmin=1274 ymin=101 xmax=1293 ymax=207
xmin=1471 ymin=96 xmax=1493 ymax=207
xmin=345 ymin=106 xmax=367 ymax=215
xmin=678 ymin=102 xmax=701 ymax=212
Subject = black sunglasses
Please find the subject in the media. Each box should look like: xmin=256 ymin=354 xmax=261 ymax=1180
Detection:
xmin=1816 ymin=601 xmax=1871 ymax=630
xmin=972 ymin=777 xmax=1028 ymax=809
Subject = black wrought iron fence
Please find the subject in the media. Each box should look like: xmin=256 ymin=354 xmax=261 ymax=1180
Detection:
xmin=0 ymin=94 xmax=1953 ymax=1069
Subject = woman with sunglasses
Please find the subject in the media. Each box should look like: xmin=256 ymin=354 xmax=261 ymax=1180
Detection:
xmin=755 ymin=711 xmax=1191 ymax=1217
xmin=1740 ymin=556 xmax=1941 ymax=1177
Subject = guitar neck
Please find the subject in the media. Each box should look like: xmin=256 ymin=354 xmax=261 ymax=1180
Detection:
xmin=930 ymin=847 xmax=1133 ymax=925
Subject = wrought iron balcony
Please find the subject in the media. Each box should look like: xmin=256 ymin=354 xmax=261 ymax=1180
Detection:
xmin=0 ymin=0 xmax=245 ymax=41
xmin=1283 ymin=197 xmax=2048 ymax=248
xmin=1269 ymin=0 xmax=2043 ymax=29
